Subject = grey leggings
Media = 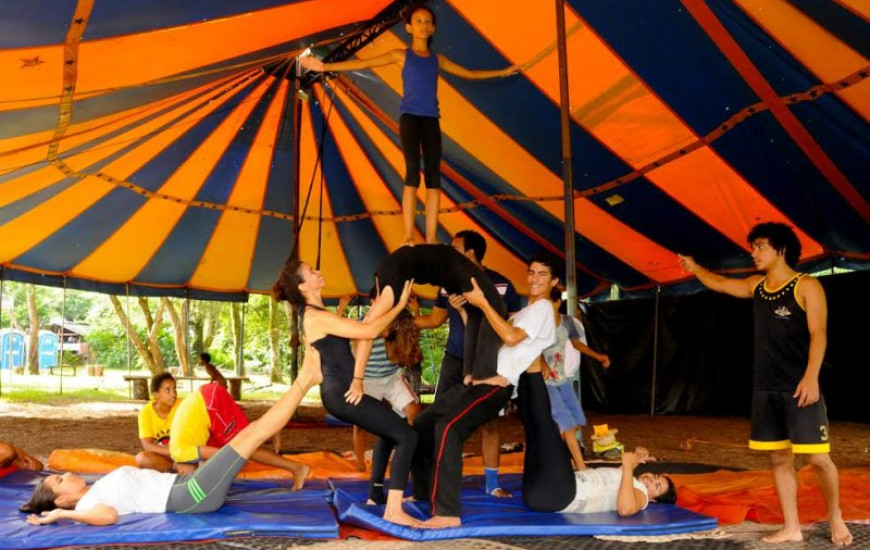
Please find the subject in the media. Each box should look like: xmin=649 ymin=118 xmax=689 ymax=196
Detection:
xmin=165 ymin=445 xmax=246 ymax=513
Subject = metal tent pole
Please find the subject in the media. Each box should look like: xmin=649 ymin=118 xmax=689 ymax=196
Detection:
xmin=650 ymin=286 xmax=661 ymax=416
xmin=555 ymin=0 xmax=577 ymax=316
xmin=59 ymin=277 xmax=67 ymax=397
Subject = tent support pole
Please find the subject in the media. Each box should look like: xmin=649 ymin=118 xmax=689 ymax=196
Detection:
xmin=650 ymin=285 xmax=661 ymax=416
xmin=0 ymin=272 xmax=4 ymax=397
xmin=59 ymin=277 xmax=67 ymax=397
xmin=288 ymin=59 xmax=303 ymax=383
xmin=555 ymin=0 xmax=577 ymax=314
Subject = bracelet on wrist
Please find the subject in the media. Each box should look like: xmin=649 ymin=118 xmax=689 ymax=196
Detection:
xmin=353 ymin=376 xmax=364 ymax=381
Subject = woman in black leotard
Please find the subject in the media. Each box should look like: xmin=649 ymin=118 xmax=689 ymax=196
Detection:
xmin=273 ymin=257 xmax=420 ymax=527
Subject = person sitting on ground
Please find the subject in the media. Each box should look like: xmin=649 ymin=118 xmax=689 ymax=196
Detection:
xmin=170 ymin=382 xmax=309 ymax=490
xmin=0 ymin=441 xmax=43 ymax=471
xmin=20 ymin=380 xmax=314 ymax=526
xmin=136 ymin=372 xmax=180 ymax=472
xmin=199 ymin=352 xmax=227 ymax=389
xmin=517 ymin=368 xmax=675 ymax=516
xmin=543 ymin=288 xmax=611 ymax=470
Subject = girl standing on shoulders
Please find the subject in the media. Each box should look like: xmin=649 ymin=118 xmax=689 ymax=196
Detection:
xmin=300 ymin=4 xmax=517 ymax=247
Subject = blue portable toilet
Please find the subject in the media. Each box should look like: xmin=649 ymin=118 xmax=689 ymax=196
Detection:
xmin=0 ymin=329 xmax=25 ymax=370
xmin=38 ymin=330 xmax=59 ymax=369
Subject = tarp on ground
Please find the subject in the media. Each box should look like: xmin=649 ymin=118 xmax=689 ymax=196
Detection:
xmin=0 ymin=0 xmax=867 ymax=298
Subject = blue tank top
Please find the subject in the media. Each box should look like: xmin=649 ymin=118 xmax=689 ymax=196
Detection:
xmin=399 ymin=49 xmax=439 ymax=118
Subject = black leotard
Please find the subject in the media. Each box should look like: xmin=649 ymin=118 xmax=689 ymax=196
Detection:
xmin=302 ymin=305 xmax=417 ymax=493
xmin=375 ymin=244 xmax=508 ymax=380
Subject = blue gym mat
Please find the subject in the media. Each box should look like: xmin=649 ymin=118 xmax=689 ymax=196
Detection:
xmin=330 ymin=474 xmax=718 ymax=541
xmin=0 ymin=470 xmax=338 ymax=549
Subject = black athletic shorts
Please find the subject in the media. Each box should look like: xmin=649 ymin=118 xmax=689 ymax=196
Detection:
xmin=748 ymin=389 xmax=830 ymax=454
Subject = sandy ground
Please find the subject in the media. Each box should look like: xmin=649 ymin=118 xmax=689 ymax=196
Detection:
xmin=2 ymin=399 xmax=868 ymax=471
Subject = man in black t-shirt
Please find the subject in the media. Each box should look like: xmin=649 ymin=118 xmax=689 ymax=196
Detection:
xmin=679 ymin=222 xmax=851 ymax=547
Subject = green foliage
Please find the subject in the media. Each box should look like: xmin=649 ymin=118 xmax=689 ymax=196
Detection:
xmin=86 ymin=326 xmax=128 ymax=369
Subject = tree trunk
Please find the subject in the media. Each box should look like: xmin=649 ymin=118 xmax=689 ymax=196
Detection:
xmin=109 ymin=295 xmax=158 ymax=373
xmin=230 ymin=303 xmax=244 ymax=375
xmin=268 ymin=298 xmax=283 ymax=383
xmin=26 ymin=285 xmax=39 ymax=375
xmin=162 ymin=298 xmax=189 ymax=375
xmin=283 ymin=302 xmax=299 ymax=382
xmin=142 ymin=298 xmax=166 ymax=372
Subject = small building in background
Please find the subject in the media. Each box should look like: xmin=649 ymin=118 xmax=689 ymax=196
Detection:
xmin=37 ymin=330 xmax=59 ymax=369
xmin=0 ymin=328 xmax=26 ymax=370
xmin=48 ymin=320 xmax=89 ymax=356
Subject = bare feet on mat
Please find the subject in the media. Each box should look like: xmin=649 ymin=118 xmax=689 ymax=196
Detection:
xmin=761 ymin=527 xmax=803 ymax=544
xmin=830 ymin=518 xmax=853 ymax=546
xmin=383 ymin=509 xmax=422 ymax=527
xmin=291 ymin=463 xmax=311 ymax=491
xmin=419 ymin=515 xmax=461 ymax=529
xmin=489 ymin=487 xmax=512 ymax=498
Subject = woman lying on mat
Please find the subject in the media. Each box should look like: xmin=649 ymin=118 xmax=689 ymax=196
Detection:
xmin=517 ymin=370 xmax=676 ymax=516
xmin=20 ymin=379 xmax=320 ymax=526
xmin=273 ymin=257 xmax=419 ymax=527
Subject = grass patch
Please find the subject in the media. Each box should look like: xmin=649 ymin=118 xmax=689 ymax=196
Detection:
xmin=1 ymin=386 xmax=129 ymax=404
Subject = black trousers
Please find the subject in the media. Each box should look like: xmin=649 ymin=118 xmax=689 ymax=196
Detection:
xmin=399 ymin=113 xmax=441 ymax=189
xmin=412 ymin=383 xmax=512 ymax=517
xmin=321 ymin=376 xmax=417 ymax=493
xmin=517 ymin=372 xmax=575 ymax=512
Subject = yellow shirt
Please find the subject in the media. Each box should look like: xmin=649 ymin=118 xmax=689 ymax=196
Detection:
xmin=137 ymin=399 xmax=180 ymax=447
xmin=169 ymin=390 xmax=211 ymax=463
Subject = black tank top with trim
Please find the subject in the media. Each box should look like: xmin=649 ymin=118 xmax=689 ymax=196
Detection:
xmin=753 ymin=274 xmax=810 ymax=390
xmin=300 ymin=304 xmax=354 ymax=386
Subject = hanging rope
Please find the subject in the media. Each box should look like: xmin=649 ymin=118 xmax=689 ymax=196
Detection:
xmin=295 ymin=74 xmax=337 ymax=270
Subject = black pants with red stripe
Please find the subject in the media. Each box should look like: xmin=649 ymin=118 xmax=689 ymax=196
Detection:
xmin=412 ymin=383 xmax=512 ymax=518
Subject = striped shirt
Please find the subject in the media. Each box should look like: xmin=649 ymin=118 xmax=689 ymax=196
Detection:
xmin=365 ymin=338 xmax=399 ymax=379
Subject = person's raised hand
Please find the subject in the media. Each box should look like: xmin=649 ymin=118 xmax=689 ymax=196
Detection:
xmin=397 ymin=280 xmax=414 ymax=309
xmin=677 ymin=254 xmax=698 ymax=274
xmin=462 ymin=277 xmax=486 ymax=307
xmin=298 ymin=56 xmax=325 ymax=72
xmin=447 ymin=294 xmax=467 ymax=311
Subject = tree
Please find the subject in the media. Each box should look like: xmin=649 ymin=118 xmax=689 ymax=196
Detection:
xmin=267 ymin=297 xmax=283 ymax=383
xmin=109 ymin=295 xmax=166 ymax=373
xmin=229 ymin=302 xmax=244 ymax=375
xmin=26 ymin=284 xmax=40 ymax=374
xmin=162 ymin=298 xmax=190 ymax=375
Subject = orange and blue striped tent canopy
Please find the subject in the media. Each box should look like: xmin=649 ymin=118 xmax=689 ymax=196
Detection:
xmin=0 ymin=0 xmax=867 ymax=299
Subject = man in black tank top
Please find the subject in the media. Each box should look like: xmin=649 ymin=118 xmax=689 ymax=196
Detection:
xmin=678 ymin=222 xmax=851 ymax=546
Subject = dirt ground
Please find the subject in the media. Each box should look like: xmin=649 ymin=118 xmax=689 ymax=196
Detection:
xmin=2 ymin=399 xmax=868 ymax=471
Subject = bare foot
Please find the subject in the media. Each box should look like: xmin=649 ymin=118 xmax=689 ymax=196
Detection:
xmin=761 ymin=528 xmax=803 ymax=544
xmin=291 ymin=463 xmax=311 ymax=491
xmin=830 ymin=519 xmax=853 ymax=546
xmin=490 ymin=487 xmax=512 ymax=498
xmin=401 ymin=239 xmax=415 ymax=248
xmin=382 ymin=509 xmax=421 ymax=527
xmin=419 ymin=515 xmax=461 ymax=529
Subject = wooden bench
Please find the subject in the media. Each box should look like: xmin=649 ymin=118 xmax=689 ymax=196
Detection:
xmin=123 ymin=374 xmax=151 ymax=400
xmin=124 ymin=373 xmax=250 ymax=400
xmin=49 ymin=364 xmax=78 ymax=376
xmin=175 ymin=375 xmax=250 ymax=400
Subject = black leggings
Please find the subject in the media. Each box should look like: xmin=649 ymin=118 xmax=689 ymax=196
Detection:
xmin=321 ymin=376 xmax=417 ymax=493
xmin=517 ymin=372 xmax=575 ymax=512
xmin=412 ymin=383 xmax=512 ymax=517
xmin=399 ymin=113 xmax=441 ymax=189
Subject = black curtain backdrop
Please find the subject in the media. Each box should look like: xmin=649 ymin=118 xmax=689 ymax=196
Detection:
xmin=580 ymin=270 xmax=869 ymax=423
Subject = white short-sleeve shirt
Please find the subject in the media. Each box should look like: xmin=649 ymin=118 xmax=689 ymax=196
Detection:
xmin=76 ymin=466 xmax=177 ymax=515
xmin=496 ymin=299 xmax=557 ymax=387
